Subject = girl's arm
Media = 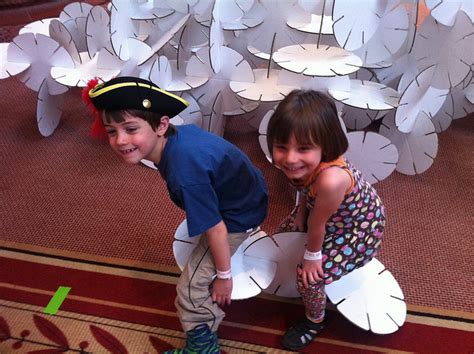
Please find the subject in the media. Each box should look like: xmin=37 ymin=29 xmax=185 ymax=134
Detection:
xmin=205 ymin=220 xmax=233 ymax=306
xmin=295 ymin=193 xmax=309 ymax=231
xmin=301 ymin=167 xmax=351 ymax=288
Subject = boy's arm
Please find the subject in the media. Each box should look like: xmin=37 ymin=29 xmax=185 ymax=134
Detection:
xmin=205 ymin=220 xmax=233 ymax=306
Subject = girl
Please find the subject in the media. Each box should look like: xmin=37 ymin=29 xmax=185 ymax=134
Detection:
xmin=266 ymin=90 xmax=385 ymax=351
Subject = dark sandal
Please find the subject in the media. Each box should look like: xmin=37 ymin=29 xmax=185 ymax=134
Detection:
xmin=281 ymin=318 xmax=325 ymax=351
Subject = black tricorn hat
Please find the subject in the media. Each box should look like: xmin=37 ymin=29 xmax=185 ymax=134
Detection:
xmin=87 ymin=76 xmax=189 ymax=118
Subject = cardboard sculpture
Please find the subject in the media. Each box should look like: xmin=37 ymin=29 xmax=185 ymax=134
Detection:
xmin=174 ymin=227 xmax=407 ymax=334
xmin=0 ymin=0 xmax=472 ymax=177
xmin=173 ymin=219 xmax=277 ymax=300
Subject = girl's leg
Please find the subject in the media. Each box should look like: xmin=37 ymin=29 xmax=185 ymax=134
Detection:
xmin=297 ymin=274 xmax=326 ymax=322
xmin=281 ymin=265 xmax=326 ymax=351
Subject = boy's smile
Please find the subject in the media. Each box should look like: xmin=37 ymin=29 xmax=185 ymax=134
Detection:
xmin=103 ymin=114 xmax=168 ymax=165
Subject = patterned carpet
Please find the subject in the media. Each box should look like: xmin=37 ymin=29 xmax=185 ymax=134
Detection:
xmin=1 ymin=248 xmax=473 ymax=353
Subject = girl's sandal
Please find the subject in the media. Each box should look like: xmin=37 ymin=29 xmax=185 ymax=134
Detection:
xmin=281 ymin=317 xmax=325 ymax=351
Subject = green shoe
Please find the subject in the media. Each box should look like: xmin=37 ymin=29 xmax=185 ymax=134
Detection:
xmin=164 ymin=324 xmax=220 ymax=354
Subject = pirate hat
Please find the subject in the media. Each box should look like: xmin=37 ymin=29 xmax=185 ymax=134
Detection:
xmin=87 ymin=76 xmax=189 ymax=117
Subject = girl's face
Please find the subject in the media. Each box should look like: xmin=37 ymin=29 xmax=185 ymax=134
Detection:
xmin=103 ymin=113 xmax=168 ymax=165
xmin=272 ymin=134 xmax=322 ymax=181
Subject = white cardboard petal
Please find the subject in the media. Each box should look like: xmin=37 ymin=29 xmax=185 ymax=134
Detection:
xmin=0 ymin=43 xmax=29 ymax=79
xmin=118 ymin=37 xmax=153 ymax=62
xmin=298 ymin=0 xmax=334 ymax=14
xmin=224 ymin=100 xmax=259 ymax=117
xmin=86 ymin=5 xmax=113 ymax=58
xmin=326 ymin=258 xmax=406 ymax=334
xmin=412 ymin=11 xmax=473 ymax=89
xmin=287 ymin=14 xmax=334 ymax=34
xmin=19 ymin=18 xmax=56 ymax=36
xmin=140 ymin=159 xmax=157 ymax=170
xmin=352 ymin=3 xmax=410 ymax=67
xmin=329 ymin=80 xmax=400 ymax=111
xmin=273 ymin=44 xmax=362 ymax=77
xmin=247 ymin=45 xmax=271 ymax=60
xmin=149 ymin=56 xmax=173 ymax=88
xmin=262 ymin=232 xmax=308 ymax=298
xmin=231 ymin=231 xmax=278 ymax=300
xmin=257 ymin=107 xmax=274 ymax=163
xmin=345 ymin=131 xmax=399 ymax=184
xmin=153 ymin=58 xmax=208 ymax=92
xmin=173 ymin=220 xmax=277 ymax=300
xmin=49 ymin=19 xmax=82 ymax=64
xmin=465 ymin=80 xmax=474 ymax=105
xmin=340 ymin=106 xmax=387 ymax=130
xmin=431 ymin=90 xmax=455 ymax=132
xmin=204 ymin=90 xmax=225 ymax=136
xmin=59 ymin=2 xmax=93 ymax=22
xmin=333 ymin=0 xmax=386 ymax=51
xmin=425 ymin=0 xmax=474 ymax=26
xmin=230 ymin=68 xmax=297 ymax=102
xmin=62 ymin=17 xmax=88 ymax=53
xmin=51 ymin=51 xmax=120 ymax=87
xmin=217 ymin=46 xmax=255 ymax=82
xmin=143 ymin=14 xmax=190 ymax=65
xmin=242 ymin=0 xmax=309 ymax=56
xmin=395 ymin=66 xmax=449 ymax=133
xmin=380 ymin=111 xmax=438 ymax=175
xmin=179 ymin=93 xmax=203 ymax=128
xmin=110 ymin=2 xmax=140 ymax=53
xmin=376 ymin=53 xmax=418 ymax=91
xmin=7 ymin=33 xmax=74 ymax=95
xmin=36 ymin=79 xmax=64 ymax=137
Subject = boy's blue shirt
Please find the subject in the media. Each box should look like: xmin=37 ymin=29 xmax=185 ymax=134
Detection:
xmin=156 ymin=124 xmax=268 ymax=237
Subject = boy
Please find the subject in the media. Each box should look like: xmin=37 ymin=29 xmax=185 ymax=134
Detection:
xmin=84 ymin=76 xmax=268 ymax=353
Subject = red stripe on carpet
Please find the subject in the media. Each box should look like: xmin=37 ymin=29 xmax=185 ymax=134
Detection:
xmin=1 ymin=256 xmax=474 ymax=353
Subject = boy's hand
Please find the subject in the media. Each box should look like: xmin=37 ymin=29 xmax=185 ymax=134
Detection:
xmin=211 ymin=278 xmax=233 ymax=306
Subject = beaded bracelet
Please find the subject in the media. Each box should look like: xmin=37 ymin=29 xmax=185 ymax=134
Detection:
xmin=304 ymin=249 xmax=322 ymax=261
xmin=216 ymin=269 xmax=232 ymax=280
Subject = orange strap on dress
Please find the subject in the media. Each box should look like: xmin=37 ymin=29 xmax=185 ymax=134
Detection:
xmin=304 ymin=156 xmax=355 ymax=197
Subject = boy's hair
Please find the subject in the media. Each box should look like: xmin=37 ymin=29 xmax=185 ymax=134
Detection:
xmin=102 ymin=109 xmax=176 ymax=137
xmin=266 ymin=90 xmax=348 ymax=162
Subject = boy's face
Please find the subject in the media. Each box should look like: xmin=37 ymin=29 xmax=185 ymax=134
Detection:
xmin=103 ymin=113 xmax=169 ymax=165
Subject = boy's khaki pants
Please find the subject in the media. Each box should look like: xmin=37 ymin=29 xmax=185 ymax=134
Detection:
xmin=175 ymin=230 xmax=251 ymax=332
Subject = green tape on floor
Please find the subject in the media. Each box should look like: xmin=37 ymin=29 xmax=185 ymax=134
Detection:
xmin=44 ymin=286 xmax=71 ymax=315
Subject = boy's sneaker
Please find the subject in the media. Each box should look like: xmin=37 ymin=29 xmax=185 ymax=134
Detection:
xmin=281 ymin=317 xmax=325 ymax=351
xmin=164 ymin=324 xmax=220 ymax=354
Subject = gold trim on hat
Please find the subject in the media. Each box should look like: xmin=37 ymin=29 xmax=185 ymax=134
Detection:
xmin=142 ymin=99 xmax=152 ymax=109
xmin=88 ymin=82 xmax=189 ymax=107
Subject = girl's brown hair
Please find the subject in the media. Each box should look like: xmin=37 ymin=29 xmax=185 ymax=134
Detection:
xmin=102 ymin=109 xmax=176 ymax=137
xmin=266 ymin=90 xmax=348 ymax=162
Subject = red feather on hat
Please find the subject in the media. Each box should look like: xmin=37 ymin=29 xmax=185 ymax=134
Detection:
xmin=82 ymin=77 xmax=108 ymax=140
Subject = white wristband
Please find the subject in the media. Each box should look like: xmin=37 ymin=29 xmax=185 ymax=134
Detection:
xmin=304 ymin=249 xmax=322 ymax=261
xmin=216 ymin=269 xmax=232 ymax=280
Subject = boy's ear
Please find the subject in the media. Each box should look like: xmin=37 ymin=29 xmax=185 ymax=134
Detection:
xmin=157 ymin=116 xmax=170 ymax=136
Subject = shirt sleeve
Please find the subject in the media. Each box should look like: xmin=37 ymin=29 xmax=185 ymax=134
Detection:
xmin=181 ymin=183 xmax=222 ymax=237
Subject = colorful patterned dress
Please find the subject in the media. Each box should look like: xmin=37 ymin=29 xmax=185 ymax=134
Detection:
xmin=276 ymin=156 xmax=386 ymax=321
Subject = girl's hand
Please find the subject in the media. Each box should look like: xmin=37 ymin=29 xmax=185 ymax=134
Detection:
xmin=211 ymin=278 xmax=233 ymax=307
xmin=298 ymin=259 xmax=324 ymax=288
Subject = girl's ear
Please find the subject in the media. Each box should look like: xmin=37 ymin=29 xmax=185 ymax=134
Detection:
xmin=157 ymin=116 xmax=170 ymax=136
